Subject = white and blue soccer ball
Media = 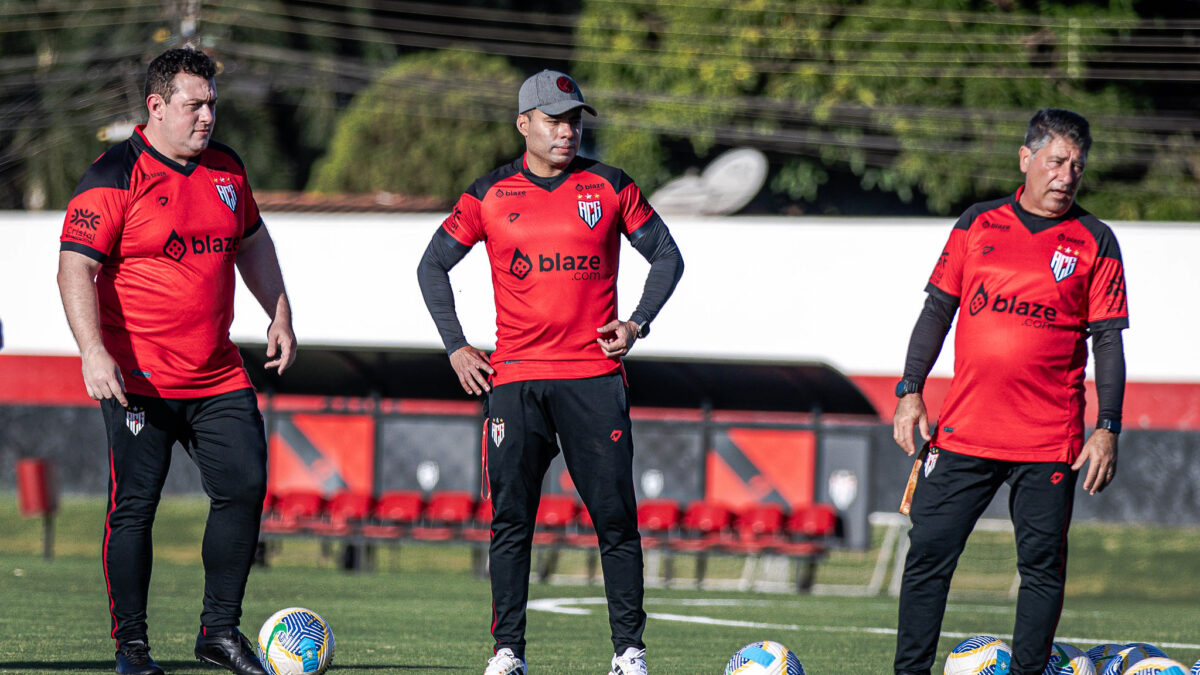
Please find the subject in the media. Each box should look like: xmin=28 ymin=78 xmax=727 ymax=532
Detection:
xmin=1090 ymin=645 xmax=1130 ymax=666
xmin=724 ymin=640 xmax=805 ymax=675
xmin=1190 ymin=658 xmax=1200 ymax=675
xmin=1045 ymin=643 xmax=1096 ymax=675
xmin=256 ymin=607 xmax=335 ymax=675
xmin=944 ymin=635 xmax=1012 ymax=675
xmin=1099 ymin=645 xmax=1170 ymax=675
xmin=1120 ymin=657 xmax=1189 ymax=675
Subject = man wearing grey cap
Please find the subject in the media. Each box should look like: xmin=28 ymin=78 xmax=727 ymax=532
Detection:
xmin=418 ymin=69 xmax=684 ymax=675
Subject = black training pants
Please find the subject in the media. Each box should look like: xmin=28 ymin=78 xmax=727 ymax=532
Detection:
xmin=100 ymin=388 xmax=267 ymax=647
xmin=485 ymin=374 xmax=645 ymax=658
xmin=894 ymin=448 xmax=1077 ymax=675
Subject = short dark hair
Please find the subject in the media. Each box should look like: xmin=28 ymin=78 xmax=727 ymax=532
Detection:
xmin=144 ymin=48 xmax=217 ymax=103
xmin=1024 ymin=108 xmax=1091 ymax=156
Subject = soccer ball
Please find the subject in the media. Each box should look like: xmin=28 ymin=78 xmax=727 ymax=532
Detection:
xmin=944 ymin=635 xmax=1012 ymax=675
xmin=256 ymin=607 xmax=334 ymax=675
xmin=1120 ymin=658 xmax=1189 ymax=675
xmin=1099 ymin=645 xmax=1170 ymax=675
xmin=1089 ymin=645 xmax=1131 ymax=665
xmin=1190 ymin=658 xmax=1200 ymax=675
xmin=1045 ymin=643 xmax=1096 ymax=675
xmin=724 ymin=640 xmax=805 ymax=674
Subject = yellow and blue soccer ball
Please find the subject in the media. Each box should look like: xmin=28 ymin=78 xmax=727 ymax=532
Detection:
xmin=256 ymin=607 xmax=334 ymax=675
xmin=943 ymin=635 xmax=1012 ymax=675
xmin=1098 ymin=645 xmax=1169 ymax=675
xmin=1046 ymin=642 xmax=1096 ymax=675
xmin=1089 ymin=645 xmax=1130 ymax=666
xmin=1121 ymin=657 xmax=1189 ymax=675
xmin=724 ymin=640 xmax=805 ymax=675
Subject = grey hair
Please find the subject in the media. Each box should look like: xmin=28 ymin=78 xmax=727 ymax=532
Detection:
xmin=1024 ymin=108 xmax=1091 ymax=157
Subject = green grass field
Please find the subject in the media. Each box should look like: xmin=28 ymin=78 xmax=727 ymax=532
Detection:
xmin=2 ymin=496 xmax=1198 ymax=673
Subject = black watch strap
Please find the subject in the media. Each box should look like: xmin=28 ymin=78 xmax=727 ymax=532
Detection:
xmin=895 ymin=379 xmax=923 ymax=397
xmin=635 ymin=320 xmax=650 ymax=339
xmin=1097 ymin=418 xmax=1122 ymax=434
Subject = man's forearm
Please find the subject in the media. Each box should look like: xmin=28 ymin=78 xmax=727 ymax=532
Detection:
xmin=57 ymin=253 xmax=105 ymax=355
xmin=236 ymin=228 xmax=290 ymax=322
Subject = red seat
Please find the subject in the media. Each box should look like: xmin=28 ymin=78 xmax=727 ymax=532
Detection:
xmin=309 ymin=491 xmax=373 ymax=537
xmin=412 ymin=490 xmax=476 ymax=541
xmin=637 ymin=498 xmax=681 ymax=549
xmin=669 ymin=500 xmax=733 ymax=552
xmin=532 ymin=494 xmax=578 ymax=546
xmin=787 ymin=502 xmax=838 ymax=539
xmin=361 ymin=490 xmax=424 ymax=539
xmin=463 ymin=498 xmax=493 ymax=543
xmin=725 ymin=502 xmax=786 ymax=554
xmin=260 ymin=489 xmax=325 ymax=535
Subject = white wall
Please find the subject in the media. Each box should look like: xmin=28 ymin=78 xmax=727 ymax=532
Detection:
xmin=4 ymin=210 xmax=1196 ymax=381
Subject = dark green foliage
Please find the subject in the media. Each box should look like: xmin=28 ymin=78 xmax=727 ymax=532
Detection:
xmin=307 ymin=50 xmax=525 ymax=201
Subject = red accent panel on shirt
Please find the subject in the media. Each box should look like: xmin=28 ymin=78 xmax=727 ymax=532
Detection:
xmin=441 ymin=157 xmax=657 ymax=385
xmin=924 ymin=194 xmax=1130 ymax=463
xmin=60 ymin=126 xmax=259 ymax=398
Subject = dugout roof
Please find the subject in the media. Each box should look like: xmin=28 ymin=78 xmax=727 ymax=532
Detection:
xmin=239 ymin=345 xmax=878 ymax=416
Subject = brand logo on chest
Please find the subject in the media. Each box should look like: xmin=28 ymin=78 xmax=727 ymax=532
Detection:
xmin=577 ymin=193 xmax=602 ymax=229
xmin=1050 ymin=245 xmax=1077 ymax=282
xmin=213 ymin=175 xmax=237 ymax=212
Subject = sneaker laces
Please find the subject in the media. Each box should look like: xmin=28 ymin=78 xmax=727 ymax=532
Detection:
xmin=610 ymin=647 xmax=647 ymax=675
xmin=485 ymin=648 xmax=526 ymax=675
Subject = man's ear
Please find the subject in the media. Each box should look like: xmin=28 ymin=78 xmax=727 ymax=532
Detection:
xmin=1018 ymin=144 xmax=1032 ymax=174
xmin=146 ymin=94 xmax=166 ymax=122
xmin=516 ymin=112 xmax=529 ymax=138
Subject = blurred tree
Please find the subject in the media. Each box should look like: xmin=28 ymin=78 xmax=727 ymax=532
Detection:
xmin=573 ymin=0 xmax=1198 ymax=217
xmin=307 ymin=50 xmax=524 ymax=202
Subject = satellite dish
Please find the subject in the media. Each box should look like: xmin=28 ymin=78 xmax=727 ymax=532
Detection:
xmin=649 ymin=147 xmax=769 ymax=216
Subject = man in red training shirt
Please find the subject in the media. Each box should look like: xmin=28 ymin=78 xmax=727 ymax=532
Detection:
xmin=417 ymin=69 xmax=683 ymax=675
xmin=892 ymin=109 xmax=1128 ymax=675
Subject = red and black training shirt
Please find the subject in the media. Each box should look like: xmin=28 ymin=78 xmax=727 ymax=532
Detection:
xmin=928 ymin=187 xmax=1129 ymax=463
xmin=60 ymin=125 xmax=261 ymax=398
xmin=441 ymin=154 xmax=658 ymax=386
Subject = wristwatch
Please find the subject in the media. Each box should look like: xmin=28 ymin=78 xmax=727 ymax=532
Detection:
xmin=894 ymin=379 xmax=923 ymax=397
xmin=634 ymin=320 xmax=650 ymax=339
xmin=1096 ymin=418 xmax=1122 ymax=435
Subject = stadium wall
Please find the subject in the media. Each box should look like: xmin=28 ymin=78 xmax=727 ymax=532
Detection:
xmin=2 ymin=211 xmax=1198 ymax=534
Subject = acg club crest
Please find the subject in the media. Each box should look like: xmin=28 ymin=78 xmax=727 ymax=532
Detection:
xmin=1050 ymin=245 xmax=1077 ymax=282
xmin=213 ymin=176 xmax=237 ymax=212
xmin=577 ymin=195 xmax=602 ymax=229
xmin=490 ymin=418 xmax=505 ymax=447
xmin=126 ymin=406 xmax=145 ymax=436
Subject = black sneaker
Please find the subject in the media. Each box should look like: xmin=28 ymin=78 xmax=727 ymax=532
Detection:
xmin=115 ymin=639 xmax=164 ymax=675
xmin=194 ymin=627 xmax=267 ymax=675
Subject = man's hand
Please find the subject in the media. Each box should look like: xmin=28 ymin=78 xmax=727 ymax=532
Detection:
xmin=1073 ymin=428 xmax=1118 ymax=495
xmin=264 ymin=315 xmax=297 ymax=374
xmin=449 ymin=345 xmax=494 ymax=396
xmin=81 ymin=344 xmax=128 ymax=407
xmin=893 ymin=393 xmax=931 ymax=457
xmin=596 ymin=319 xmax=639 ymax=358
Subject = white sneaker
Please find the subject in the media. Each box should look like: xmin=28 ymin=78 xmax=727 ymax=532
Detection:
xmin=484 ymin=648 xmax=526 ymax=675
xmin=609 ymin=647 xmax=647 ymax=675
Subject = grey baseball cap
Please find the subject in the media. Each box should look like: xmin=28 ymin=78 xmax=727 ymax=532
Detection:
xmin=518 ymin=69 xmax=597 ymax=117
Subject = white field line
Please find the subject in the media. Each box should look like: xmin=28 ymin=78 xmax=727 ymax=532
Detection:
xmin=526 ymin=597 xmax=1200 ymax=651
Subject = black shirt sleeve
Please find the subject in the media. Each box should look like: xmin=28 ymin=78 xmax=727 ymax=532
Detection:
xmin=416 ymin=228 xmax=473 ymax=354
xmin=902 ymin=292 xmax=958 ymax=383
xmin=626 ymin=215 xmax=684 ymax=326
xmin=1091 ymin=328 xmax=1126 ymax=424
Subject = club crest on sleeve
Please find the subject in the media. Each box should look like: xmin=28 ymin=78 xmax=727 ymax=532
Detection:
xmin=491 ymin=418 xmax=505 ymax=447
xmin=1050 ymin=245 xmax=1077 ymax=282
xmin=577 ymin=194 xmax=602 ymax=229
xmin=125 ymin=407 xmax=145 ymax=436
xmin=213 ymin=176 xmax=237 ymax=212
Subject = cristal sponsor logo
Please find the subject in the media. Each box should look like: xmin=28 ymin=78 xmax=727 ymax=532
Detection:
xmin=968 ymin=283 xmax=1058 ymax=327
xmin=576 ymin=183 xmax=604 ymax=191
xmin=70 ymin=208 xmax=100 ymax=230
xmin=931 ymin=250 xmax=949 ymax=284
xmin=509 ymin=248 xmax=532 ymax=279
xmin=445 ymin=207 xmax=462 ymax=233
xmin=494 ymin=188 xmax=526 ymax=198
xmin=981 ymin=219 xmax=1010 ymax=231
xmin=1057 ymin=232 xmax=1086 ymax=246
